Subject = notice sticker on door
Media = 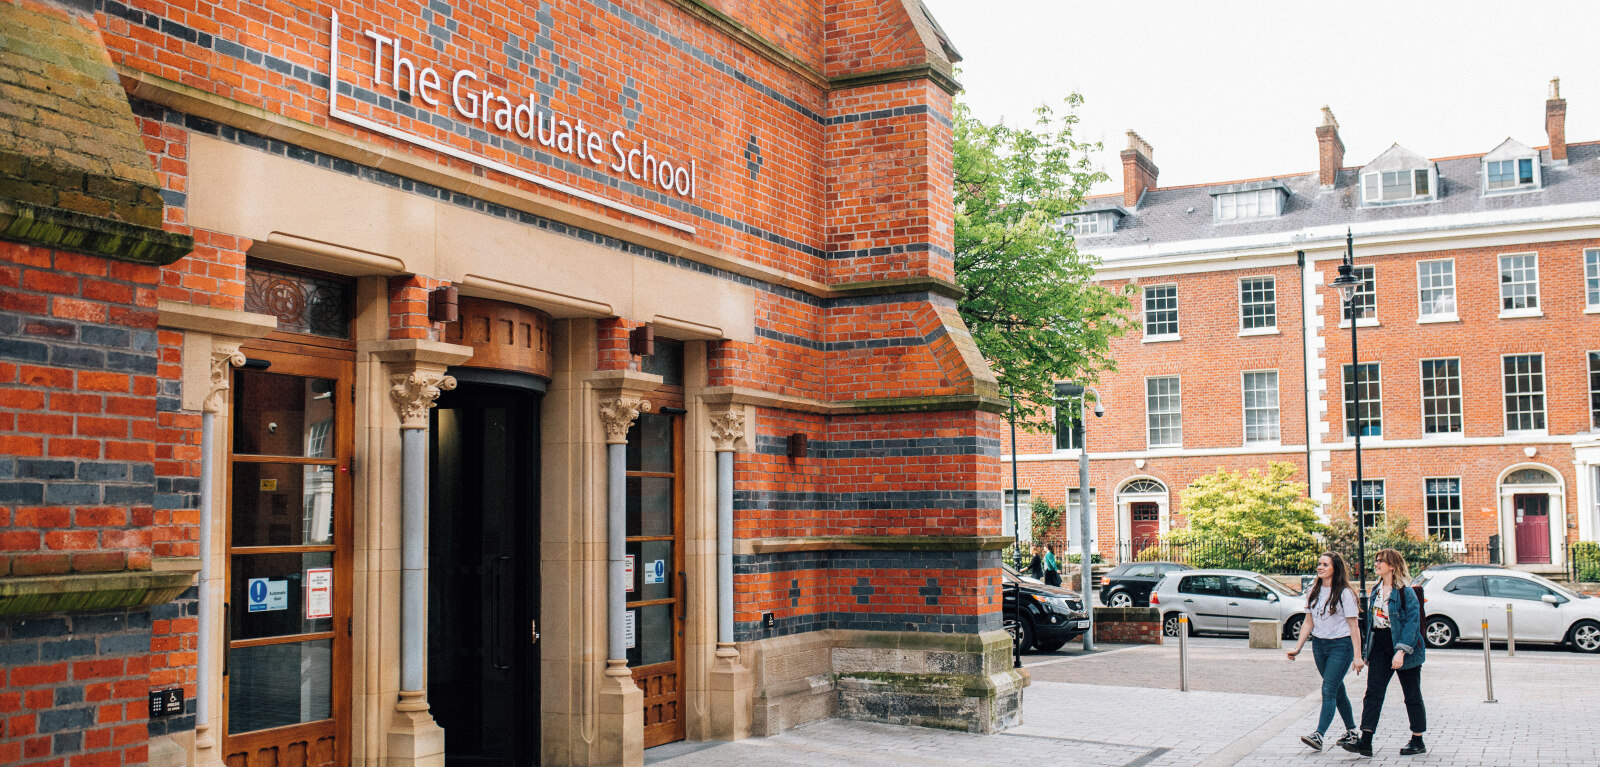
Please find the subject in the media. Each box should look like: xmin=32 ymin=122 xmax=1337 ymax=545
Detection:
xmin=624 ymin=610 xmax=636 ymax=649
xmin=259 ymin=478 xmax=278 ymax=491
xmin=305 ymin=567 xmax=333 ymax=619
xmin=247 ymin=578 xmax=289 ymax=612
xmin=625 ymin=554 xmax=635 ymax=593
xmin=644 ymin=559 xmax=665 ymax=585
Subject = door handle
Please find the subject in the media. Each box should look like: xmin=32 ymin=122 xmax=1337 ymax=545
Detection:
xmin=491 ymin=556 xmax=511 ymax=670
xmin=677 ymin=571 xmax=687 ymax=622
xmin=1229 ymin=602 xmax=1240 ymax=606
xmin=222 ymin=601 xmax=231 ymax=676
xmin=531 ymin=619 xmax=540 ymax=645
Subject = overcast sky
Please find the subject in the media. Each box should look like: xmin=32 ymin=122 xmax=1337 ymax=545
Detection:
xmin=921 ymin=0 xmax=1600 ymax=197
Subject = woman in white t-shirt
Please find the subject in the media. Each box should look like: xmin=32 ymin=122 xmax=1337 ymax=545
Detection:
xmin=1286 ymin=552 xmax=1364 ymax=751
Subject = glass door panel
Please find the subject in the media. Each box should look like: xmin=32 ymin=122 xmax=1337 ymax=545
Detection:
xmin=625 ymin=409 xmax=684 ymax=748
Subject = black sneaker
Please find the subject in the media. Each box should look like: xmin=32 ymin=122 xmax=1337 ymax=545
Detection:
xmin=1336 ymin=729 xmax=1361 ymax=747
xmin=1340 ymin=734 xmax=1373 ymax=757
xmin=1399 ymin=738 xmax=1426 ymax=756
xmin=1300 ymin=732 xmax=1324 ymax=751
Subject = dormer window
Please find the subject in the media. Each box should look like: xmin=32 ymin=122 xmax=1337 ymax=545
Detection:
xmin=1481 ymin=139 xmax=1542 ymax=194
xmin=1210 ymin=182 xmax=1287 ymax=222
xmin=1359 ymin=144 xmax=1437 ymax=205
xmin=1065 ymin=212 xmax=1114 ymax=236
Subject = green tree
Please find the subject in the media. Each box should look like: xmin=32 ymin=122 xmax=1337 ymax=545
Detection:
xmin=953 ymin=94 xmax=1137 ymax=424
xmin=1180 ymin=462 xmax=1325 ymax=540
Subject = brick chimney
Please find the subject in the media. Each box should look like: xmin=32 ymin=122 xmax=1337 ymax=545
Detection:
xmin=1316 ymin=106 xmax=1345 ymax=188
xmin=1121 ymin=131 xmax=1157 ymax=207
xmin=1546 ymin=77 xmax=1567 ymax=165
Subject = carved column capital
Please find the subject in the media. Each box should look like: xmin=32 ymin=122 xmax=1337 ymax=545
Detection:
xmin=203 ymin=341 xmax=248 ymax=414
xmin=598 ymin=396 xmax=652 ymax=444
xmin=708 ymin=408 xmax=746 ymax=452
xmin=390 ymin=370 xmax=457 ymax=429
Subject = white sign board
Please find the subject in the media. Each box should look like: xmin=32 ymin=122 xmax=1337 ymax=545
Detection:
xmin=644 ymin=559 xmax=665 ymax=585
xmin=305 ymin=568 xmax=333 ymax=619
xmin=624 ymin=610 xmax=636 ymax=649
xmin=624 ymin=554 xmax=635 ymax=593
xmin=247 ymin=578 xmax=288 ymax=612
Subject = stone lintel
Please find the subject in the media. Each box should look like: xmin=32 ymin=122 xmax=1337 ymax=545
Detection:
xmin=745 ymin=535 xmax=1014 ymax=555
xmin=700 ymin=386 xmax=1007 ymax=416
xmin=157 ymin=300 xmax=278 ymax=337
xmin=829 ymin=275 xmax=965 ymax=301
xmin=585 ymin=368 xmax=664 ymax=398
xmin=360 ymin=339 xmax=476 ymax=368
xmin=0 ymin=570 xmax=195 ymax=617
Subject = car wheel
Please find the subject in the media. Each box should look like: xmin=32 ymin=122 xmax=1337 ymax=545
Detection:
xmin=1568 ymin=620 xmax=1600 ymax=653
xmin=1282 ymin=614 xmax=1304 ymax=640
xmin=1019 ymin=617 xmax=1037 ymax=653
xmin=1034 ymin=637 xmax=1069 ymax=653
xmin=1109 ymin=591 xmax=1134 ymax=608
xmin=1163 ymin=612 xmax=1186 ymax=638
xmin=1424 ymin=616 xmax=1457 ymax=649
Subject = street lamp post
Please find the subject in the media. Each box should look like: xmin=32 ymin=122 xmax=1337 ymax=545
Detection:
xmin=1329 ymin=229 xmax=1369 ymax=597
xmin=1009 ymin=395 xmax=1022 ymax=569
xmin=1063 ymin=384 xmax=1105 ymax=652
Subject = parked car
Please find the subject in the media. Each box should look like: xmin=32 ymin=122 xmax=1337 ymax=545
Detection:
xmin=1413 ymin=567 xmax=1600 ymax=653
xmin=1150 ymin=569 xmax=1307 ymax=639
xmin=1100 ymin=561 xmax=1192 ymax=607
xmin=1002 ymin=563 xmax=1090 ymax=652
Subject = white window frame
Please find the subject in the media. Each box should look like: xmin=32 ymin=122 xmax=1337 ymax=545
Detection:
xmin=1416 ymin=258 xmax=1457 ymax=322
xmin=1419 ymin=357 xmax=1463 ymax=436
xmin=1142 ymin=284 xmax=1180 ymax=341
xmin=1214 ymin=189 xmax=1281 ymax=222
xmin=1361 ymin=167 xmax=1435 ymax=204
xmin=1053 ymin=398 xmax=1081 ymax=452
xmin=1242 ymin=370 xmax=1280 ymax=445
xmin=1498 ymin=252 xmax=1541 ymax=318
xmin=1502 ymin=353 xmax=1547 ymax=434
xmin=1585 ymin=249 xmax=1600 ymax=313
xmin=1339 ymin=265 xmax=1378 ymax=328
xmin=1588 ymin=351 xmax=1599 ymax=431
xmin=1065 ymin=212 xmax=1113 ymax=237
xmin=1002 ymin=489 xmax=1032 ymax=541
xmin=1484 ymin=157 xmax=1538 ymax=193
xmin=1342 ymin=362 xmax=1383 ymax=439
xmin=1238 ymin=276 xmax=1277 ymax=334
xmin=1424 ymin=477 xmax=1464 ymax=545
xmin=1145 ymin=376 xmax=1183 ymax=448
xmin=1350 ymin=478 xmax=1386 ymax=528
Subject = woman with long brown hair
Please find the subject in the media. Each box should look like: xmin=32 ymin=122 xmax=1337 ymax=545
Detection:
xmin=1287 ymin=552 xmax=1364 ymax=751
xmin=1343 ymin=548 xmax=1428 ymax=757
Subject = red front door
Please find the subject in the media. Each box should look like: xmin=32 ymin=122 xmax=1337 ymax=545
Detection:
xmin=1130 ymin=503 xmax=1160 ymax=556
xmin=1513 ymin=494 xmax=1550 ymax=564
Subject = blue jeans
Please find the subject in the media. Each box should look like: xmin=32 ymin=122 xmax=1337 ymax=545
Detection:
xmin=1312 ymin=635 xmax=1356 ymax=735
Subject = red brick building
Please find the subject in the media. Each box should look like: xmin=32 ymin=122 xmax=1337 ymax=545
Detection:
xmin=1 ymin=2 xmax=1017 ymax=767
xmin=1005 ymin=91 xmax=1600 ymax=575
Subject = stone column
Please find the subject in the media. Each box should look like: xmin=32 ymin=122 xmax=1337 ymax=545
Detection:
xmin=595 ymin=387 xmax=650 ymax=767
xmin=706 ymin=407 xmax=753 ymax=741
xmin=193 ymin=340 xmax=245 ymax=763
xmin=385 ymin=366 xmax=456 ymax=767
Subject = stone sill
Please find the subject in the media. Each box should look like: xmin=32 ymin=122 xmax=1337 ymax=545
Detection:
xmin=0 ymin=198 xmax=192 ymax=266
xmin=0 ymin=570 xmax=195 ymax=618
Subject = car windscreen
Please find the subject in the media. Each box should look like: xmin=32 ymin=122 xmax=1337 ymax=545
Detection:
xmin=1002 ymin=563 xmax=1044 ymax=585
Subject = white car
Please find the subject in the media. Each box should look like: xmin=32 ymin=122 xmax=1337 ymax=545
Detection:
xmin=1414 ymin=567 xmax=1600 ymax=653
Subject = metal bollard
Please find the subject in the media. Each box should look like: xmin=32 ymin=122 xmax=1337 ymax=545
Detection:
xmin=1178 ymin=614 xmax=1190 ymax=692
xmin=1482 ymin=618 xmax=1497 ymax=703
xmin=1506 ymin=603 xmax=1516 ymax=657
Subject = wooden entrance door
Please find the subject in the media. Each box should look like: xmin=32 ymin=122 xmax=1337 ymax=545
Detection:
xmin=1513 ymin=493 xmax=1551 ymax=564
xmin=625 ymin=404 xmax=685 ymax=748
xmin=223 ymin=349 xmax=353 ymax=767
xmin=1130 ymin=503 xmax=1160 ymax=556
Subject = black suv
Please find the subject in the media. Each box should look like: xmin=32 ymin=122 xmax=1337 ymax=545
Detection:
xmin=1001 ymin=563 xmax=1089 ymax=652
xmin=1100 ymin=561 xmax=1191 ymax=608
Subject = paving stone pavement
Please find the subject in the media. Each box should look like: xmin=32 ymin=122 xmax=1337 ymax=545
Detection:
xmin=646 ymin=639 xmax=1600 ymax=767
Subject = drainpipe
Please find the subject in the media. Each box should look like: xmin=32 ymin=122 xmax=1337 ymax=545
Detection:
xmin=196 ymin=344 xmax=246 ymax=754
xmin=1298 ymin=251 xmax=1313 ymax=480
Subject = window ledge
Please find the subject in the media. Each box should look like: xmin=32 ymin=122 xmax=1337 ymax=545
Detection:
xmin=1141 ymin=334 xmax=1182 ymax=344
xmin=1585 ymin=306 xmax=1600 ymax=315
xmin=1420 ymin=432 xmax=1466 ymax=440
xmin=1417 ymin=314 xmax=1459 ymax=325
xmin=1338 ymin=318 xmax=1381 ymax=329
xmin=1244 ymin=440 xmax=1283 ymax=448
xmin=1238 ymin=327 xmax=1280 ymax=337
xmin=1498 ymin=308 xmax=1543 ymax=319
xmin=1505 ymin=429 xmax=1549 ymax=438
xmin=1147 ymin=443 xmax=1184 ymax=450
xmin=1344 ymin=435 xmax=1384 ymax=444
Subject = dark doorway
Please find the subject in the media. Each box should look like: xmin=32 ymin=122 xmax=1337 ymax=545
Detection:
xmin=428 ymin=379 xmax=542 ymax=767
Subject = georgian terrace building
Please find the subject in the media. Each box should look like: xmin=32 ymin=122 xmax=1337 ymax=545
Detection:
xmin=1004 ymin=86 xmax=1600 ymax=574
xmin=0 ymin=2 xmax=1022 ymax=767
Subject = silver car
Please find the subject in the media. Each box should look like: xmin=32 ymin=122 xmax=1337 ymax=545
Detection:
xmin=1149 ymin=568 xmax=1308 ymax=639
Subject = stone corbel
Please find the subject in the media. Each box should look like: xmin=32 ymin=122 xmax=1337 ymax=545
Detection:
xmin=707 ymin=406 xmax=748 ymax=453
xmin=389 ymin=370 xmax=458 ymax=429
xmin=203 ymin=340 xmax=247 ymax=414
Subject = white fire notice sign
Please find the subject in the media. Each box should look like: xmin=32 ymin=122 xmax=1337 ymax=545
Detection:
xmin=625 ymin=554 xmax=635 ymax=593
xmin=305 ymin=568 xmax=333 ymax=619
xmin=624 ymin=610 xmax=636 ymax=649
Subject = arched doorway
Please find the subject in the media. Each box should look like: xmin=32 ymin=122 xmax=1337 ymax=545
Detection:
xmin=1497 ymin=464 xmax=1566 ymax=569
xmin=1117 ymin=478 xmax=1169 ymax=560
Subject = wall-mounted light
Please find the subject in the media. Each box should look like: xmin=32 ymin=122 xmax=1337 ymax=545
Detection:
xmin=428 ymin=285 xmax=459 ymax=323
xmin=787 ymin=432 xmax=808 ymax=459
xmin=629 ymin=324 xmax=654 ymax=357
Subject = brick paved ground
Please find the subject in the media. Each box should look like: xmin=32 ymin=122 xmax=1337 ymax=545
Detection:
xmin=647 ymin=638 xmax=1600 ymax=766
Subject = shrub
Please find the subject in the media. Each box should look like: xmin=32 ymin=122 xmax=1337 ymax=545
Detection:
xmin=1573 ymin=541 xmax=1600 ymax=583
